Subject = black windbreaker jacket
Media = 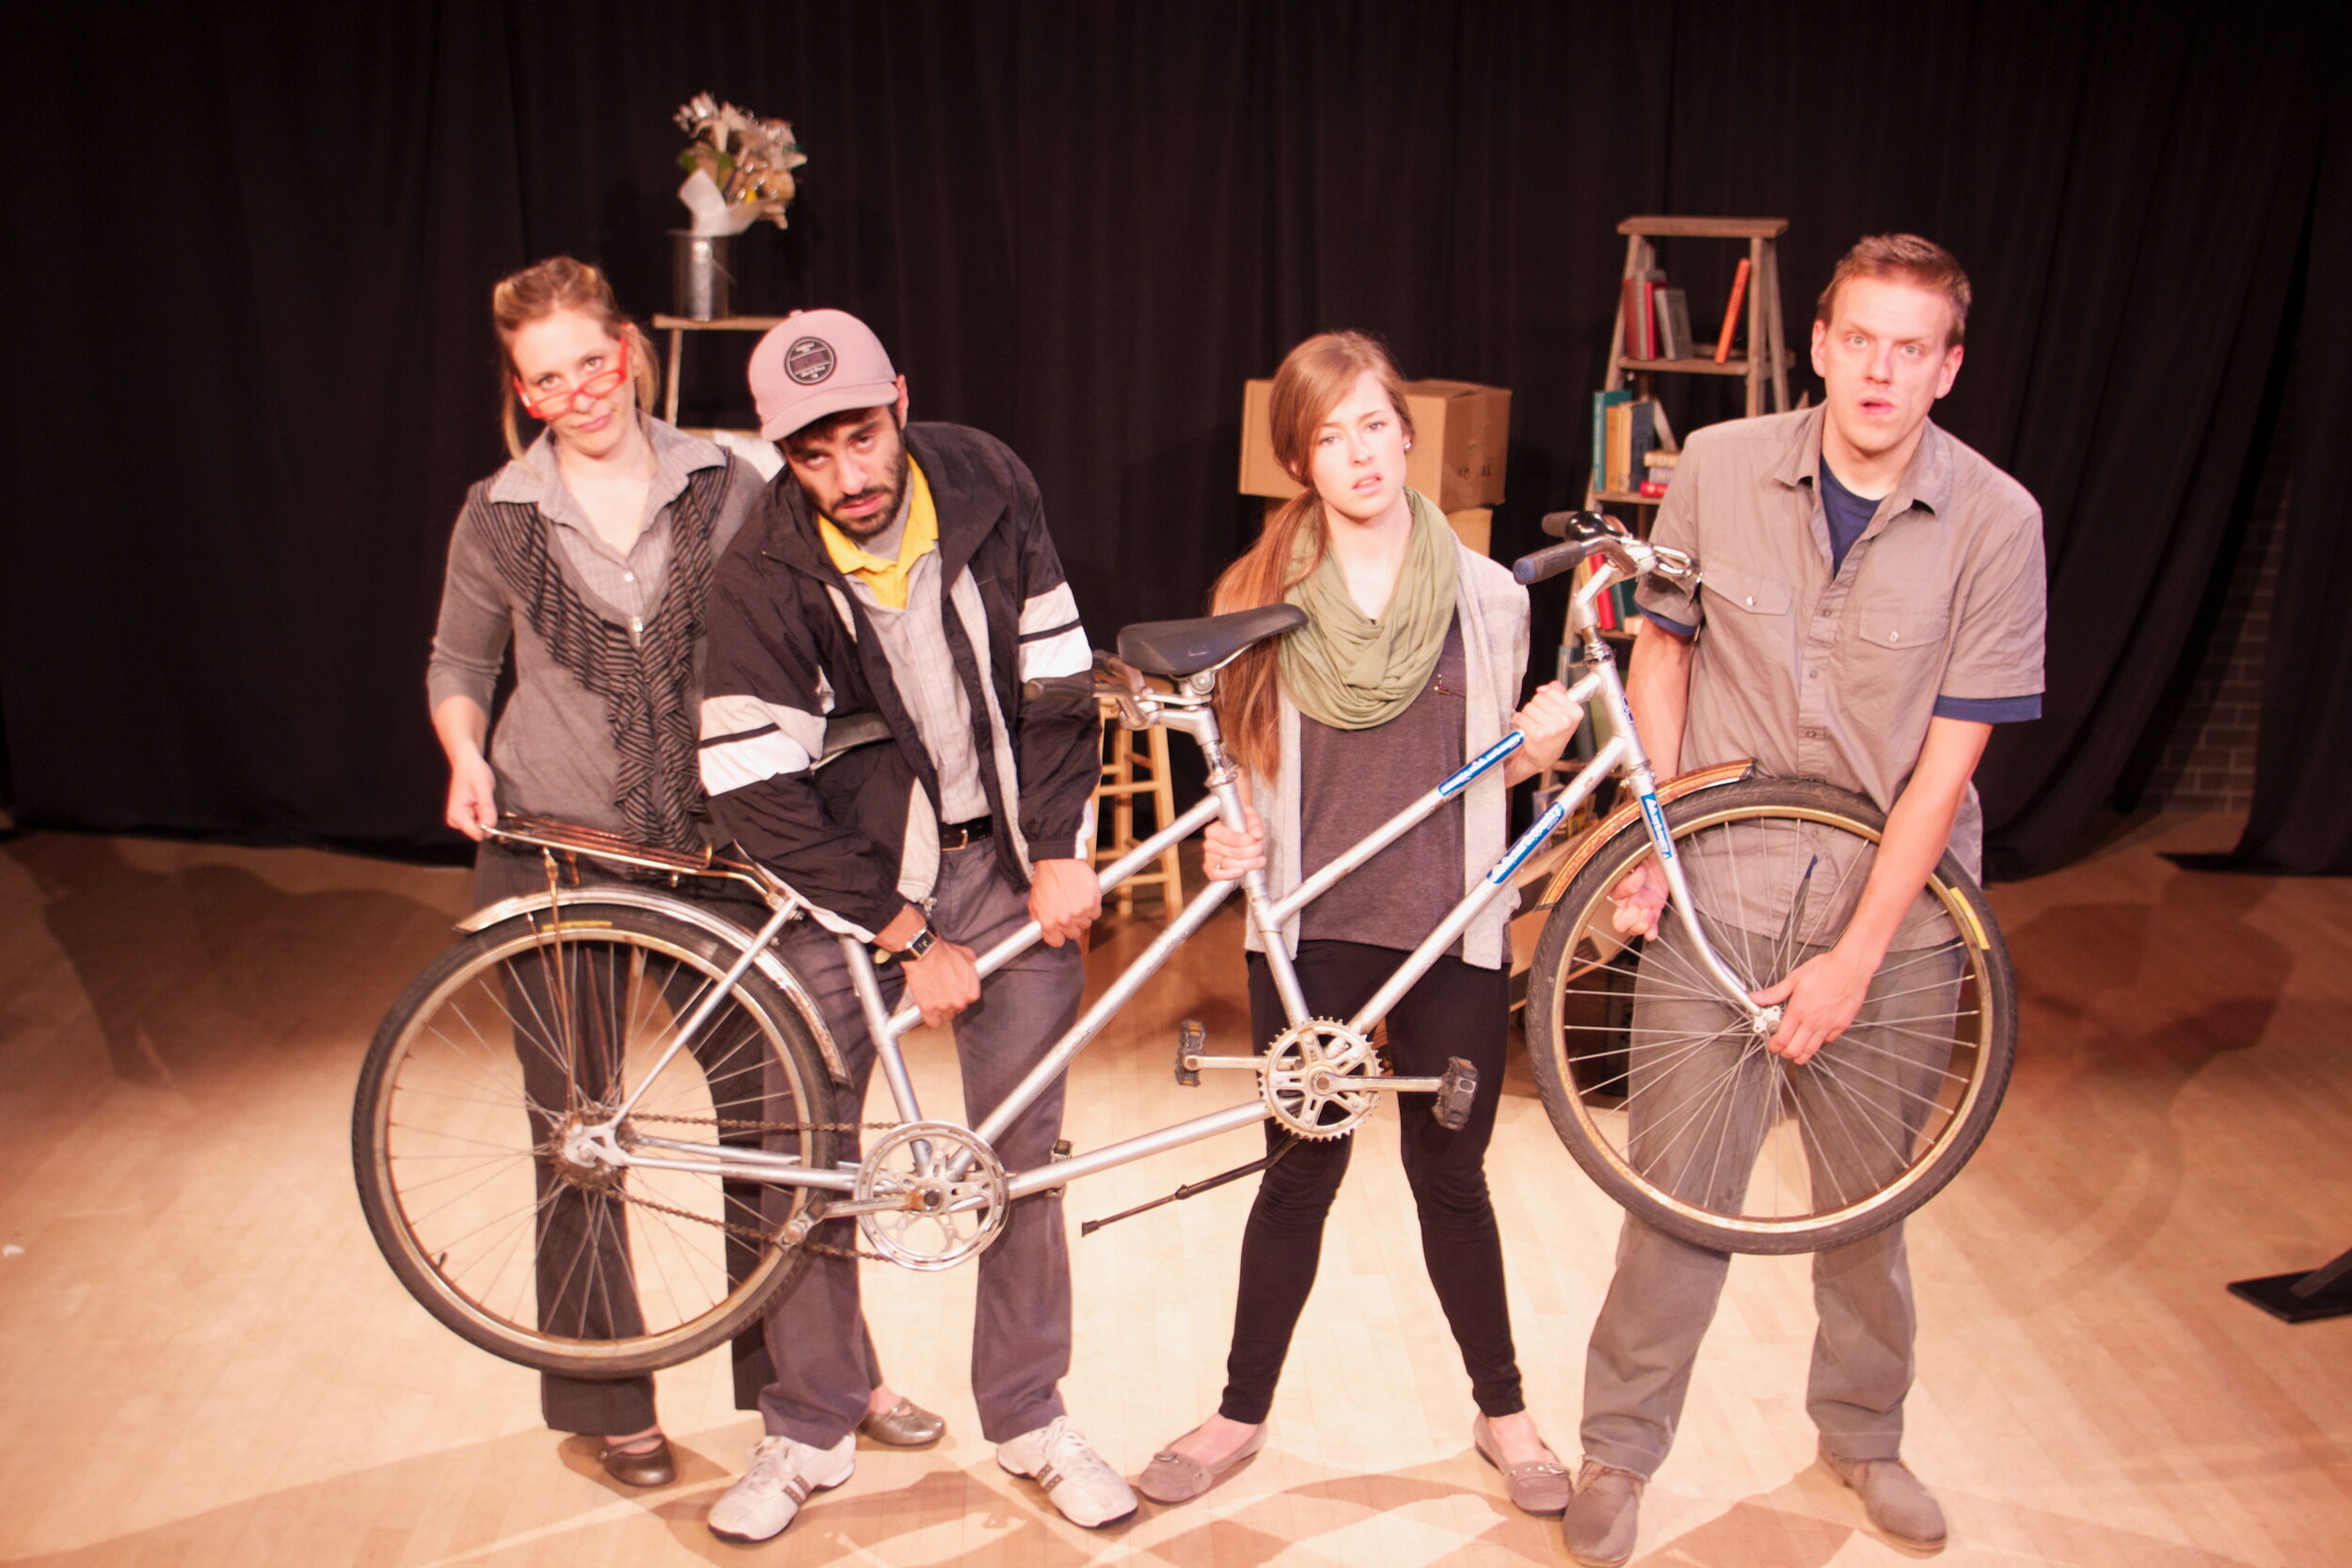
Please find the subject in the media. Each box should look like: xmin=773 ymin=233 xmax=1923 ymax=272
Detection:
xmin=698 ymin=422 xmax=1097 ymax=939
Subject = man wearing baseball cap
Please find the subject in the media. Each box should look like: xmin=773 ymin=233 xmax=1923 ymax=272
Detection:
xmin=697 ymin=309 xmax=1129 ymax=1541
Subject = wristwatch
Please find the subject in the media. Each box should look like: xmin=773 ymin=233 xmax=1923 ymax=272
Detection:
xmin=899 ymin=924 xmax=938 ymax=960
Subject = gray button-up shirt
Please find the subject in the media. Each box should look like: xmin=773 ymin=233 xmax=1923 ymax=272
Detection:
xmin=1635 ymin=406 xmax=2044 ymax=942
xmin=826 ymin=468 xmax=992 ymax=824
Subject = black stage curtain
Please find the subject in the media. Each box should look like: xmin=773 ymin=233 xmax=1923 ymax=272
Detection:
xmin=2221 ymin=83 xmax=2352 ymax=874
xmin=5 ymin=2 xmax=2343 ymax=874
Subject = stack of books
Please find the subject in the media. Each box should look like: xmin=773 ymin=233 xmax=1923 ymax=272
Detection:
xmin=1589 ymin=392 xmax=1680 ymax=498
xmin=1621 ymin=258 xmax=1750 ymax=365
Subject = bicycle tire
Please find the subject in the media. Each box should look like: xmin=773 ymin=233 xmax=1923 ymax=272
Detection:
xmin=1525 ymin=777 xmax=2015 ymax=1255
xmin=353 ymin=902 xmax=836 ymax=1376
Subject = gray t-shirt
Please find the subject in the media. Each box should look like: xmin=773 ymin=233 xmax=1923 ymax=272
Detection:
xmin=1297 ymin=616 xmax=1468 ymax=953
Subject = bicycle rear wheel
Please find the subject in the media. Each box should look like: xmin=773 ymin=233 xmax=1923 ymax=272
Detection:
xmin=1525 ymin=777 xmax=2015 ymax=1255
xmin=353 ymin=902 xmax=836 ymax=1376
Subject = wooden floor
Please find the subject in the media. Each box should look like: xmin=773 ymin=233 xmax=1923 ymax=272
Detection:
xmin=2 ymin=814 xmax=2348 ymax=1566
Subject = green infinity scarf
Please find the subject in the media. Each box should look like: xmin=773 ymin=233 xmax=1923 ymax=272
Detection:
xmin=1279 ymin=488 xmax=1459 ymax=731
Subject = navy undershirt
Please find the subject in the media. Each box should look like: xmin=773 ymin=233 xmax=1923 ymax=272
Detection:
xmin=1817 ymin=459 xmax=1878 ymax=576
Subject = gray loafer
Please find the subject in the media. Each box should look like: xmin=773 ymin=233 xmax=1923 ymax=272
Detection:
xmin=858 ymin=1397 xmax=946 ymax=1448
xmin=1470 ymin=1416 xmax=1571 ymax=1515
xmin=1822 ymin=1449 xmax=1947 ymax=1550
xmin=1135 ymin=1424 xmax=1266 ymax=1505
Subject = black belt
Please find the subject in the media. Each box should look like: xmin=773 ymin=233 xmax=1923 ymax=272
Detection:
xmin=940 ymin=816 xmax=993 ymax=851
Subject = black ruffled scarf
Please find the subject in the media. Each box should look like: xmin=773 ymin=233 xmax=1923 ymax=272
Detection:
xmin=470 ymin=465 xmax=724 ymax=850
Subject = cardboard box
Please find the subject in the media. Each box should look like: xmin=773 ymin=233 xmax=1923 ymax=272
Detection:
xmin=1261 ymin=499 xmax=1493 ymax=557
xmin=1444 ymin=506 xmax=1492 ymax=556
xmin=1239 ymin=378 xmax=1511 ymax=511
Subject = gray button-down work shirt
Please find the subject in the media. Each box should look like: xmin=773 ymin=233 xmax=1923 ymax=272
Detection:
xmin=1635 ymin=406 xmax=2045 ymax=942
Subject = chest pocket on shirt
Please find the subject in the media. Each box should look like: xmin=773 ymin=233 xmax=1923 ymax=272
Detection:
xmin=1706 ymin=562 xmax=1792 ymax=619
xmin=1852 ymin=600 xmax=1950 ymax=654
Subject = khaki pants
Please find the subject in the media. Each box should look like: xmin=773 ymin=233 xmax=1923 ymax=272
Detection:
xmin=1579 ymin=916 xmax=1962 ymax=1475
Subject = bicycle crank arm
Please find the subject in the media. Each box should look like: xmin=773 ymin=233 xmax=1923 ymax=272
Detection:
xmin=1313 ymin=1057 xmax=1480 ymax=1131
xmin=1183 ymin=1053 xmax=1267 ymax=1075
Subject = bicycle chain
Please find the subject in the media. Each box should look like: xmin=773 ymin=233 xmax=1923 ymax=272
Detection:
xmin=619 ymin=1111 xmax=908 ymax=1261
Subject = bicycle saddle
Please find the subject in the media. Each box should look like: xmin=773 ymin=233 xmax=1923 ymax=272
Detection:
xmin=1115 ymin=604 xmax=1308 ymax=679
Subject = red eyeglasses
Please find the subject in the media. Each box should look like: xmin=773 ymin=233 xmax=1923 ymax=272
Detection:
xmin=514 ymin=335 xmax=631 ymax=420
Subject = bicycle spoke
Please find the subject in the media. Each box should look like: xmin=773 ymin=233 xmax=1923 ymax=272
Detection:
xmin=1830 ymin=1029 xmax=1972 ymax=1086
xmin=1802 ymin=1056 xmax=1917 ymax=1174
xmin=1572 ymin=1022 xmax=1746 ymax=1099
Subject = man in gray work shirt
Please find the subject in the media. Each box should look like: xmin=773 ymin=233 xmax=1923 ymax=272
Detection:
xmin=1561 ymin=235 xmax=2046 ymax=1565
xmin=696 ymin=309 xmax=1136 ymax=1542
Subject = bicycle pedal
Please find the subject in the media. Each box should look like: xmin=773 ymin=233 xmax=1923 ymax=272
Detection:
xmin=1175 ymin=1020 xmax=1204 ymax=1086
xmin=1432 ymin=1056 xmax=1478 ymax=1132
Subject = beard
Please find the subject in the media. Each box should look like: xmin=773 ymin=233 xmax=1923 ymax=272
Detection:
xmin=821 ymin=445 xmax=913 ymax=542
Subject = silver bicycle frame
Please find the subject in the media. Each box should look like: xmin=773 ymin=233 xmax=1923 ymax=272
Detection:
xmin=573 ymin=548 xmax=1768 ymax=1204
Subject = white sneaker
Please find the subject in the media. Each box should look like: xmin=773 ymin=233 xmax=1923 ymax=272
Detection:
xmin=996 ymin=1415 xmax=1139 ymax=1528
xmin=707 ymin=1432 xmax=855 ymax=1544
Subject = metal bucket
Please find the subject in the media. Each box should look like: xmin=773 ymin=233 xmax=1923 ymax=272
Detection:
xmin=670 ymin=231 xmax=734 ymax=321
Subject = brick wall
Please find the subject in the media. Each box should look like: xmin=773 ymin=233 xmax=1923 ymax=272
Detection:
xmin=2138 ymin=384 xmax=2295 ymax=813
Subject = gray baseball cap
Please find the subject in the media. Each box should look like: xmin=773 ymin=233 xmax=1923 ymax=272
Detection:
xmin=748 ymin=309 xmax=899 ymax=439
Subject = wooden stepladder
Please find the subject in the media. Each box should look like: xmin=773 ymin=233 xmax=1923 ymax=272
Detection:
xmin=1601 ymin=214 xmax=1792 ymax=420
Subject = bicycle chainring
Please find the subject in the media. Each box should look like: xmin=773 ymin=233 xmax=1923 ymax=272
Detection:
xmin=853 ymin=1120 xmax=1010 ymax=1271
xmin=1262 ymin=1018 xmax=1379 ymax=1140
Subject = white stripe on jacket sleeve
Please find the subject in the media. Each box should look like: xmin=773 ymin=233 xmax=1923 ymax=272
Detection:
xmin=1015 ymin=583 xmax=1090 ymax=681
xmin=698 ymin=694 xmax=824 ymax=795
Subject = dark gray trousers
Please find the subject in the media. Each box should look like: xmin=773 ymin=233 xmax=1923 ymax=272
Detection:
xmin=474 ymin=844 xmax=864 ymax=1436
xmin=1580 ymin=917 xmax=1963 ymax=1476
xmin=758 ymin=842 xmax=1084 ymax=1447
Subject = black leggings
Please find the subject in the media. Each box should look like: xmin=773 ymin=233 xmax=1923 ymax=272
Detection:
xmin=1219 ymin=939 xmax=1523 ymax=1423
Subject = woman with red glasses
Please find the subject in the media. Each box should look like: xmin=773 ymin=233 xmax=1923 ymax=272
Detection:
xmin=426 ymin=257 xmax=941 ymax=1484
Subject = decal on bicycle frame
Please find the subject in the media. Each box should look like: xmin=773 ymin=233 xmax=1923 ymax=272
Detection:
xmin=1639 ymin=790 xmax=1676 ymax=861
xmin=1486 ymin=797 xmax=1569 ymax=886
xmin=1438 ymin=730 xmax=1525 ymax=798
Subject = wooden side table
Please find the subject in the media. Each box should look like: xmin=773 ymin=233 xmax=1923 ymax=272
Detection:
xmin=650 ymin=314 xmax=787 ymax=425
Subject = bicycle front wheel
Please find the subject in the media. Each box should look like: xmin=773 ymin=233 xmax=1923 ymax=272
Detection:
xmin=353 ymin=902 xmax=837 ymax=1376
xmin=1525 ymin=777 xmax=2015 ymax=1255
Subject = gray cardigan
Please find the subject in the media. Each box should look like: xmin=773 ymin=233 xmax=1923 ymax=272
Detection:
xmin=1247 ymin=541 xmax=1532 ymax=970
xmin=426 ymin=419 xmax=759 ymax=834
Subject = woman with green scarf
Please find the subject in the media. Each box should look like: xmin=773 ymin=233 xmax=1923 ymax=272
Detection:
xmin=1136 ymin=333 xmax=1584 ymax=1513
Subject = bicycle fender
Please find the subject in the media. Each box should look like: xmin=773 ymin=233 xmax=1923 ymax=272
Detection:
xmin=457 ymin=887 xmax=853 ymax=1086
xmin=1536 ymin=760 xmax=1756 ymax=910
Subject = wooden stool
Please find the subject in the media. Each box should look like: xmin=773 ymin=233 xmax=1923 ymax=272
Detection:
xmin=1092 ymin=696 xmax=1184 ymax=918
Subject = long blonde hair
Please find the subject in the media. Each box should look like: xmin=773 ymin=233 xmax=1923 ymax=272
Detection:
xmin=490 ymin=257 xmax=660 ymax=459
xmin=1210 ymin=331 xmax=1415 ymax=778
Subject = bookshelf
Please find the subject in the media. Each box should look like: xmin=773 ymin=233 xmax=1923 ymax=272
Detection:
xmin=1588 ymin=216 xmax=1791 ymax=519
xmin=1541 ymin=218 xmax=1797 ymax=804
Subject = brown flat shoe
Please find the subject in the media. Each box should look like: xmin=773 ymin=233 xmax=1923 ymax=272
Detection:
xmin=596 ymin=1434 xmax=675 ymax=1487
xmin=1135 ymin=1424 xmax=1266 ymax=1505
xmin=858 ymin=1397 xmax=946 ymax=1448
xmin=1471 ymin=1416 xmax=1572 ymax=1516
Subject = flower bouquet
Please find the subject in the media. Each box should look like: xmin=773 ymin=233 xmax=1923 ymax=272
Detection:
xmin=673 ymin=92 xmax=807 ymax=236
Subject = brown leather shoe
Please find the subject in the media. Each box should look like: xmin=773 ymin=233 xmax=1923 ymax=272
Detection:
xmin=597 ymin=1434 xmax=676 ymax=1487
xmin=1822 ymin=1449 xmax=1947 ymax=1550
xmin=858 ymin=1397 xmax=946 ymax=1448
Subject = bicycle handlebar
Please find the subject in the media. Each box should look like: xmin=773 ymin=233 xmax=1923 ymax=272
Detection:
xmin=1022 ymin=673 xmax=1098 ymax=704
xmin=1513 ymin=538 xmax=1605 ymax=585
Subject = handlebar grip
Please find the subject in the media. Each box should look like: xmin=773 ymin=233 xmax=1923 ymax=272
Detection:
xmin=1513 ymin=538 xmax=1600 ymax=585
xmin=1022 ymin=673 xmax=1099 ymax=704
xmin=1542 ymin=508 xmax=1615 ymax=541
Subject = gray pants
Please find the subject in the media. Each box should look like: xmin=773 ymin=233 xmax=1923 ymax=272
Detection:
xmin=1581 ymin=917 xmax=1963 ymax=1476
xmin=759 ymin=841 xmax=1084 ymax=1447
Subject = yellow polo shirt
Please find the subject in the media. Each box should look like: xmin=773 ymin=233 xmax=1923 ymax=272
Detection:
xmin=815 ymin=459 xmax=937 ymax=610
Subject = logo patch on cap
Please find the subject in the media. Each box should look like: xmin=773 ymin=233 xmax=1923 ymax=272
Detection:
xmin=784 ymin=337 xmax=836 ymax=385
